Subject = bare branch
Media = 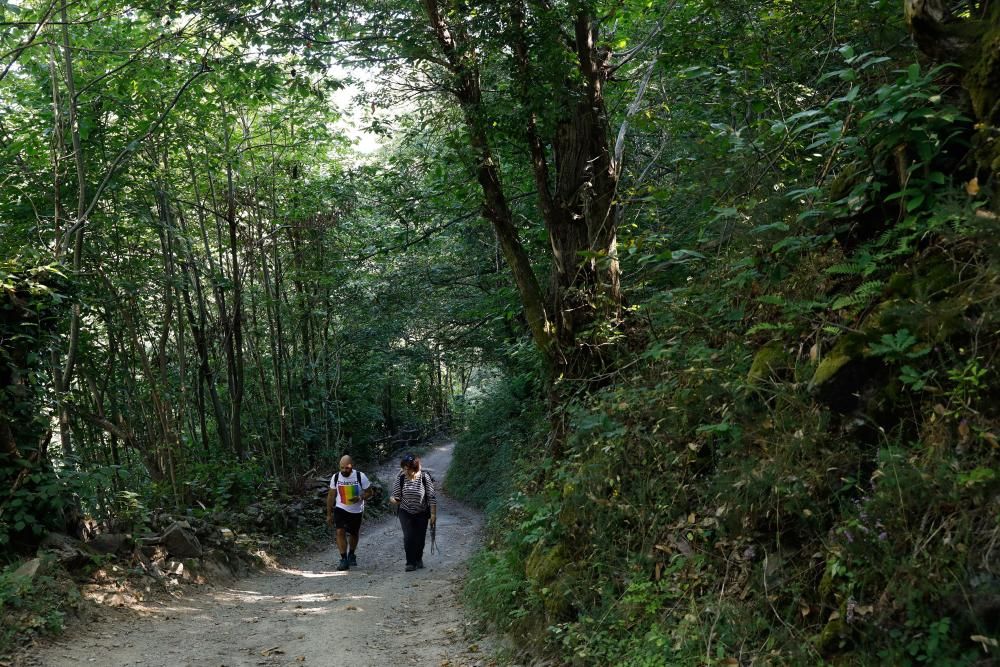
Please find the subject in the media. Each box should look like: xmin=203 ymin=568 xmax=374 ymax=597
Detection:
xmin=614 ymin=53 xmax=658 ymax=177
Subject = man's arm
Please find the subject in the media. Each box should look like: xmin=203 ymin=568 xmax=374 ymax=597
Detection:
xmin=326 ymin=488 xmax=335 ymax=525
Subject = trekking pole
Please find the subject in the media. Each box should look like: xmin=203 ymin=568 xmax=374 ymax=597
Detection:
xmin=430 ymin=521 xmax=438 ymax=554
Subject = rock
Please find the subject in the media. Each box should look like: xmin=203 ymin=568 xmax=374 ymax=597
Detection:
xmin=160 ymin=522 xmax=203 ymax=558
xmin=13 ymin=557 xmax=43 ymax=582
xmin=201 ymin=548 xmax=237 ymax=581
xmin=164 ymin=559 xmax=186 ymax=577
xmin=197 ymin=524 xmax=224 ymax=546
xmin=747 ymin=341 xmax=791 ymax=384
xmin=140 ymin=544 xmax=168 ymax=566
xmin=39 ymin=532 xmax=91 ymax=568
xmin=88 ymin=533 xmax=132 ymax=555
xmin=206 ymin=530 xmax=226 ymax=546
xmin=808 ymin=333 xmax=866 ymax=392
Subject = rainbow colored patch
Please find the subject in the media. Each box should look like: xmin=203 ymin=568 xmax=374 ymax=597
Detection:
xmin=339 ymin=482 xmax=362 ymax=505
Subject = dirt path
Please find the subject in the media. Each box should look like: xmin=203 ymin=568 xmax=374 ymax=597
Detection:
xmin=25 ymin=441 xmax=494 ymax=667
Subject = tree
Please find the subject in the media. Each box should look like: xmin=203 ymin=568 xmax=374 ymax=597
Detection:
xmin=906 ymin=0 xmax=1000 ymax=206
xmin=314 ymin=0 xmax=664 ymax=452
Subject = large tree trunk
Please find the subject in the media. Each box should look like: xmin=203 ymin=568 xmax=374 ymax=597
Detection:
xmin=906 ymin=0 xmax=1000 ymax=205
xmin=516 ymin=4 xmax=622 ymax=383
xmin=422 ymin=1 xmax=625 ymax=456
xmin=422 ymin=0 xmax=624 ymax=389
xmin=421 ymin=0 xmax=556 ymax=370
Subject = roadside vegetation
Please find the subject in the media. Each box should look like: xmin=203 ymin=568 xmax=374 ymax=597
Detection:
xmin=3 ymin=0 xmax=999 ymax=664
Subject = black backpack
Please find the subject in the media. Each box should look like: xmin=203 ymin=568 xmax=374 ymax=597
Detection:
xmin=397 ymin=470 xmax=434 ymax=511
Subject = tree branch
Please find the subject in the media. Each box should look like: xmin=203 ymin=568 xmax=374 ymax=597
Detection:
xmin=614 ymin=53 xmax=658 ymax=177
xmin=58 ymin=62 xmax=211 ymax=249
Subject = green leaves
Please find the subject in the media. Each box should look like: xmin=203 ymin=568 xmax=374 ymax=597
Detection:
xmin=868 ymin=329 xmax=928 ymax=360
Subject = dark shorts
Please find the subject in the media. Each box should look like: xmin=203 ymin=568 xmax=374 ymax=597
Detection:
xmin=333 ymin=507 xmax=363 ymax=536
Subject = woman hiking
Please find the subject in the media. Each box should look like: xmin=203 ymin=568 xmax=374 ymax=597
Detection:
xmin=389 ymin=453 xmax=437 ymax=571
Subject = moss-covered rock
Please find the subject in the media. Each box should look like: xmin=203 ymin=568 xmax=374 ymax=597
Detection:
xmin=525 ymin=542 xmax=569 ymax=584
xmin=524 ymin=543 xmax=577 ymax=621
xmin=966 ymin=12 xmax=1000 ymax=173
xmin=816 ymin=616 xmax=848 ymax=652
xmin=808 ymin=333 xmax=866 ymax=391
xmin=747 ymin=341 xmax=790 ymax=384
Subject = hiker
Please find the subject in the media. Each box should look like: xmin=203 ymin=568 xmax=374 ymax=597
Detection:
xmin=326 ymin=455 xmax=372 ymax=571
xmin=389 ymin=453 xmax=437 ymax=572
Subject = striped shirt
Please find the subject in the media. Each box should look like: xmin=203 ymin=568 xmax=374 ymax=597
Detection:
xmin=391 ymin=471 xmax=436 ymax=515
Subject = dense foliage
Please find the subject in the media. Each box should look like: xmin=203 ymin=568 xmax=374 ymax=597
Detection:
xmin=3 ymin=0 xmax=999 ymax=664
xmin=445 ymin=1 xmax=1000 ymax=665
xmin=0 ymin=0 xmax=462 ymax=559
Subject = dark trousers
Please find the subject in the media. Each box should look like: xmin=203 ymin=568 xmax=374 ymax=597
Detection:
xmin=398 ymin=508 xmax=428 ymax=565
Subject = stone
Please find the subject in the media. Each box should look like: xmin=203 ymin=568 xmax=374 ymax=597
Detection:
xmin=160 ymin=522 xmax=203 ymax=558
xmin=747 ymin=341 xmax=790 ymax=384
xmin=39 ymin=532 xmax=91 ymax=568
xmin=13 ymin=557 xmax=43 ymax=582
xmin=808 ymin=333 xmax=866 ymax=391
xmin=88 ymin=533 xmax=131 ymax=555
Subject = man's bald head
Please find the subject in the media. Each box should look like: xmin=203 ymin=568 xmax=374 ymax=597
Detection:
xmin=339 ymin=455 xmax=353 ymax=475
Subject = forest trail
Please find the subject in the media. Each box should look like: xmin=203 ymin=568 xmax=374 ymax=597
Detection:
xmin=23 ymin=442 xmax=493 ymax=667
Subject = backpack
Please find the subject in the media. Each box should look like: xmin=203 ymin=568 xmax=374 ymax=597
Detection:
xmin=397 ymin=470 xmax=433 ymax=512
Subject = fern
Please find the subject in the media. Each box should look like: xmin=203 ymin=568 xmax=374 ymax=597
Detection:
xmin=875 ymin=226 xmax=898 ymax=249
xmin=746 ymin=321 xmax=793 ymax=335
xmin=831 ymin=280 xmax=884 ymax=310
xmin=825 ymin=261 xmax=865 ymax=276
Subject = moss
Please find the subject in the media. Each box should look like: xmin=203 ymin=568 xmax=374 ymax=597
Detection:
xmin=818 ymin=569 xmax=834 ymax=599
xmin=827 ymin=163 xmax=861 ymax=203
xmin=808 ymin=334 xmax=866 ymax=390
xmin=816 ymin=616 xmax=847 ymax=652
xmin=876 ymin=254 xmax=970 ymax=342
xmin=910 ymin=258 xmax=959 ymax=300
xmin=747 ymin=341 xmax=789 ymax=384
xmin=524 ymin=543 xmax=577 ymax=621
xmin=918 ymin=296 xmax=969 ymax=343
xmin=886 ymin=255 xmax=957 ymax=300
xmin=966 ymin=24 xmax=1000 ymax=123
xmin=965 ymin=15 xmax=1000 ymax=175
xmin=525 ymin=543 xmax=568 ymax=584
xmin=542 ymin=572 xmax=579 ymax=621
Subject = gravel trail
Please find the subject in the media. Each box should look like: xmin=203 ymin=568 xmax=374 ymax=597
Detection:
xmin=25 ymin=441 xmax=492 ymax=667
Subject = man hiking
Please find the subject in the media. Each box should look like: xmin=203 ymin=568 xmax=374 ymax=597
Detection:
xmin=326 ymin=455 xmax=372 ymax=571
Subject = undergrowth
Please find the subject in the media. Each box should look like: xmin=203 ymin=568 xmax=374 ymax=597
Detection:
xmin=447 ymin=372 xmax=546 ymax=514
xmin=0 ymin=558 xmax=83 ymax=654
xmin=449 ymin=52 xmax=1000 ymax=667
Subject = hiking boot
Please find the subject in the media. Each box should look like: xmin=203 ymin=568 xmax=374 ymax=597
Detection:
xmin=405 ymin=563 xmax=417 ymax=572
xmin=416 ymin=560 xmax=424 ymax=569
xmin=337 ymin=556 xmax=350 ymax=571
xmin=348 ymin=553 xmax=357 ymax=567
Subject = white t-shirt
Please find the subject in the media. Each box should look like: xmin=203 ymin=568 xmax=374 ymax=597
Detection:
xmin=329 ymin=470 xmax=371 ymax=513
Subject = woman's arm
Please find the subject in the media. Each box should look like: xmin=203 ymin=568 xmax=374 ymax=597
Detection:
xmin=390 ymin=472 xmax=402 ymax=504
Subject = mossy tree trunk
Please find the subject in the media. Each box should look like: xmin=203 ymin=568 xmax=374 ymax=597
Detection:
xmin=906 ymin=0 xmax=1000 ymax=206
